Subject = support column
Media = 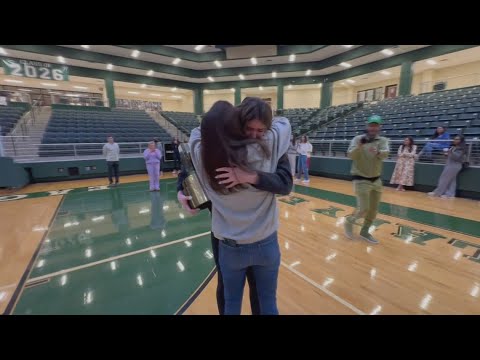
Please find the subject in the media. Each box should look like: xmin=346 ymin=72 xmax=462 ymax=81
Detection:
xmin=104 ymin=77 xmax=116 ymax=108
xmin=399 ymin=61 xmax=413 ymax=96
xmin=277 ymin=84 xmax=284 ymax=110
xmin=320 ymin=82 xmax=333 ymax=109
xmin=194 ymin=87 xmax=204 ymax=115
xmin=234 ymin=86 xmax=241 ymax=105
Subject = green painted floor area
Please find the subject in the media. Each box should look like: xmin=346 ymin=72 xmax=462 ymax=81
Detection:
xmin=14 ymin=235 xmax=214 ymax=315
xmin=31 ymin=180 xmax=211 ymax=278
xmin=293 ymin=184 xmax=480 ymax=238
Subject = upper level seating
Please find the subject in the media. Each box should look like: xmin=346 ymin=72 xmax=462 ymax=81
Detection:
xmin=282 ymin=108 xmax=319 ymax=134
xmin=39 ymin=107 xmax=171 ymax=157
xmin=161 ymin=111 xmax=199 ymax=136
xmin=0 ymin=102 xmax=30 ymax=135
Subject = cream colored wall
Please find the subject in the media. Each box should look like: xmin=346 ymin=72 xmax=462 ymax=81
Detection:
xmin=284 ymin=88 xmax=321 ymax=109
xmin=203 ymin=93 xmax=235 ymax=112
xmin=182 ymin=92 xmax=194 ymax=112
xmin=332 ymin=87 xmax=353 ymax=106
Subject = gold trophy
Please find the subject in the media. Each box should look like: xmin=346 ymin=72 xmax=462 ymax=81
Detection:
xmin=179 ymin=143 xmax=210 ymax=210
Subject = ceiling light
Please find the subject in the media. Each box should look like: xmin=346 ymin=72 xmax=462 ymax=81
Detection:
xmin=18 ymin=88 xmax=32 ymax=92
xmin=381 ymin=49 xmax=394 ymax=56
xmin=73 ymin=86 xmax=88 ymax=90
xmin=41 ymin=82 xmax=58 ymax=87
xmin=80 ymin=45 xmax=90 ymax=49
xmin=341 ymin=82 xmax=346 ymax=85
xmin=141 ymin=84 xmax=146 ymax=88
xmin=131 ymin=50 xmax=140 ymax=58
xmin=4 ymin=79 xmax=23 ymax=84
xmin=381 ymin=70 xmax=391 ymax=75
xmin=306 ymin=69 xmax=312 ymax=76
xmin=318 ymin=83 xmax=322 ymax=87
xmin=0 ymin=47 xmax=7 ymax=55
xmin=238 ymin=74 xmax=245 ymax=80
xmin=195 ymin=45 xmax=206 ymax=51
xmin=259 ymin=86 xmax=264 ymax=90
xmin=342 ymin=45 xmax=354 ymax=48
xmin=272 ymin=71 xmax=277 ymax=78
xmin=150 ymin=93 xmax=162 ymax=97
xmin=106 ymin=63 xmax=113 ymax=70
xmin=214 ymin=60 xmax=222 ymax=68
xmin=251 ymin=57 xmax=258 ymax=65
xmin=57 ymin=56 xmax=66 ymax=63
xmin=289 ymin=54 xmax=296 ymax=62
xmin=147 ymin=70 xmax=154 ymax=76
xmin=339 ymin=62 xmax=352 ymax=68
xmin=170 ymin=95 xmax=182 ymax=99
xmin=204 ymin=90 xmax=210 ymax=94
xmin=207 ymin=76 xmax=214 ymax=82
xmin=287 ymin=84 xmax=293 ymax=89
xmin=426 ymin=59 xmax=437 ymax=65
xmin=172 ymin=58 xmax=182 ymax=65
xmin=230 ymin=88 xmax=235 ymax=92
xmin=172 ymin=87 xmax=177 ymax=92
xmin=346 ymin=79 xmax=356 ymax=84
xmin=128 ymin=91 xmax=139 ymax=94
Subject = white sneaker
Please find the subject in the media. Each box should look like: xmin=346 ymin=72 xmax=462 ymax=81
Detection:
xmin=302 ymin=179 xmax=310 ymax=183
xmin=427 ymin=192 xmax=436 ymax=196
xmin=441 ymin=195 xmax=454 ymax=199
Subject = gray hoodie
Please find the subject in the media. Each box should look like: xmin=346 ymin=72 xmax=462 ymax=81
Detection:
xmin=189 ymin=117 xmax=291 ymax=244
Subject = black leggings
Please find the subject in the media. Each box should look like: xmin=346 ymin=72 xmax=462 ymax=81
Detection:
xmin=211 ymin=232 xmax=260 ymax=315
xmin=107 ymin=161 xmax=119 ymax=183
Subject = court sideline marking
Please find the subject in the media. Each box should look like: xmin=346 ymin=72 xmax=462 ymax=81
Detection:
xmin=26 ymin=231 xmax=211 ymax=284
xmin=281 ymin=261 xmax=365 ymax=315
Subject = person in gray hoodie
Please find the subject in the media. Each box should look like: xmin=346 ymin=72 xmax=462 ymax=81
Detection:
xmin=189 ymin=98 xmax=291 ymax=315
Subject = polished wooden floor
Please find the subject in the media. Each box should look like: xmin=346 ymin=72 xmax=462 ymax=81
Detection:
xmin=1 ymin=174 xmax=479 ymax=314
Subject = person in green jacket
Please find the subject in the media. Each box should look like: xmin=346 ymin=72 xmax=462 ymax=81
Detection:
xmin=344 ymin=115 xmax=390 ymax=244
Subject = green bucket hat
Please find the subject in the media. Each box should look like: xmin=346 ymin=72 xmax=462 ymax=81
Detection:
xmin=367 ymin=115 xmax=383 ymax=124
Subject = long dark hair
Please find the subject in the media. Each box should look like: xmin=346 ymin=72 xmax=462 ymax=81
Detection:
xmin=433 ymin=127 xmax=446 ymax=139
xmin=200 ymin=101 xmax=269 ymax=193
xmin=452 ymin=134 xmax=467 ymax=152
xmin=400 ymin=136 xmax=415 ymax=153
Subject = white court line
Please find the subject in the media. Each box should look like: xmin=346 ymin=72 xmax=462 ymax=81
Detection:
xmin=27 ymin=231 xmax=211 ymax=284
xmin=281 ymin=261 xmax=365 ymax=315
xmin=0 ymin=284 xmax=16 ymax=291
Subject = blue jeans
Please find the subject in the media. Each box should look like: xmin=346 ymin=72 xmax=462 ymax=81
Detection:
xmin=297 ymin=155 xmax=309 ymax=181
xmin=219 ymin=231 xmax=281 ymax=315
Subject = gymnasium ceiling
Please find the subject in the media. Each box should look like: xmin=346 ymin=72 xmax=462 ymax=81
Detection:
xmin=0 ymin=45 xmax=476 ymax=89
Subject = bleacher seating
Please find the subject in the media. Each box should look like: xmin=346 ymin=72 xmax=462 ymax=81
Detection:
xmin=161 ymin=111 xmax=199 ymax=136
xmin=39 ymin=107 xmax=172 ymax=157
xmin=0 ymin=102 xmax=30 ymax=135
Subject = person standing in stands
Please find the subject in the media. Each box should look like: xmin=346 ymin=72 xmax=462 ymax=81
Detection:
xmin=103 ymin=136 xmax=120 ymax=187
xmin=295 ymin=135 xmax=313 ymax=183
xmin=144 ymin=141 xmax=163 ymax=191
xmin=344 ymin=115 xmax=390 ymax=244
xmin=172 ymin=137 xmax=181 ymax=175
xmin=418 ymin=126 xmax=451 ymax=159
xmin=390 ymin=136 xmax=417 ymax=191
xmin=287 ymin=137 xmax=297 ymax=178
xmin=428 ymin=135 xmax=467 ymax=199
xmin=178 ymin=99 xmax=292 ymax=315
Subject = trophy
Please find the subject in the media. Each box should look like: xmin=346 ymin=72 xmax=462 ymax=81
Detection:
xmin=179 ymin=143 xmax=211 ymax=210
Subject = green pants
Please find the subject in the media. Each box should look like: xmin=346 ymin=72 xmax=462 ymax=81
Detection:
xmin=347 ymin=178 xmax=382 ymax=230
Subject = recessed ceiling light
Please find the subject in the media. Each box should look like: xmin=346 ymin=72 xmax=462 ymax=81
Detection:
xmin=339 ymin=62 xmax=352 ymax=68
xmin=195 ymin=45 xmax=206 ymax=51
xmin=287 ymin=84 xmax=293 ymax=89
xmin=207 ymin=76 xmax=215 ymax=82
xmin=4 ymin=79 xmax=23 ymax=84
xmin=272 ymin=71 xmax=277 ymax=78
xmin=204 ymin=89 xmax=210 ymax=94
xmin=131 ymin=50 xmax=140 ymax=58
xmin=141 ymin=84 xmax=147 ymax=88
xmin=230 ymin=88 xmax=235 ymax=92
xmin=381 ymin=49 xmax=394 ymax=56
xmin=251 ymin=57 xmax=258 ymax=65
xmin=259 ymin=86 xmax=264 ymax=90
xmin=306 ymin=69 xmax=312 ymax=76
xmin=341 ymin=82 xmax=346 ymax=85
xmin=172 ymin=87 xmax=177 ymax=92
xmin=57 ymin=56 xmax=66 ymax=63
xmin=0 ymin=47 xmax=7 ymax=55
xmin=214 ymin=60 xmax=222 ymax=68
xmin=172 ymin=58 xmax=182 ymax=65
xmin=318 ymin=83 xmax=322 ymax=87
xmin=342 ymin=45 xmax=354 ymax=48
xmin=80 ymin=45 xmax=90 ymax=49
xmin=346 ymin=79 xmax=356 ymax=84
xmin=238 ymin=74 xmax=245 ymax=80
xmin=147 ymin=70 xmax=154 ymax=76
xmin=106 ymin=63 xmax=113 ymax=70
xmin=41 ymin=82 xmax=58 ymax=87
xmin=73 ymin=86 xmax=88 ymax=90
xmin=426 ymin=59 xmax=437 ymax=65
xmin=128 ymin=91 xmax=139 ymax=94
xmin=170 ymin=95 xmax=182 ymax=99
xmin=381 ymin=70 xmax=391 ymax=75
xmin=289 ymin=54 xmax=296 ymax=62
xmin=150 ymin=93 xmax=162 ymax=97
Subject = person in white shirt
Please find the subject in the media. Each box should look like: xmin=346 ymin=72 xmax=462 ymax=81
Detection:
xmin=295 ymin=135 xmax=313 ymax=183
xmin=102 ymin=136 xmax=120 ymax=187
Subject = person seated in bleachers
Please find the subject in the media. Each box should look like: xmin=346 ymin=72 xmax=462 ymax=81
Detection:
xmin=418 ymin=126 xmax=451 ymax=160
xmin=428 ymin=135 xmax=467 ymax=199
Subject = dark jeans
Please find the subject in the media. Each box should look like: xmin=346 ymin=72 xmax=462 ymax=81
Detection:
xmin=211 ymin=233 xmax=260 ymax=315
xmin=218 ymin=232 xmax=280 ymax=315
xmin=173 ymin=153 xmax=180 ymax=171
xmin=107 ymin=161 xmax=119 ymax=183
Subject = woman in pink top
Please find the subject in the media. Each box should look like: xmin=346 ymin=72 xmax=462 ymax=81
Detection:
xmin=143 ymin=141 xmax=163 ymax=191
